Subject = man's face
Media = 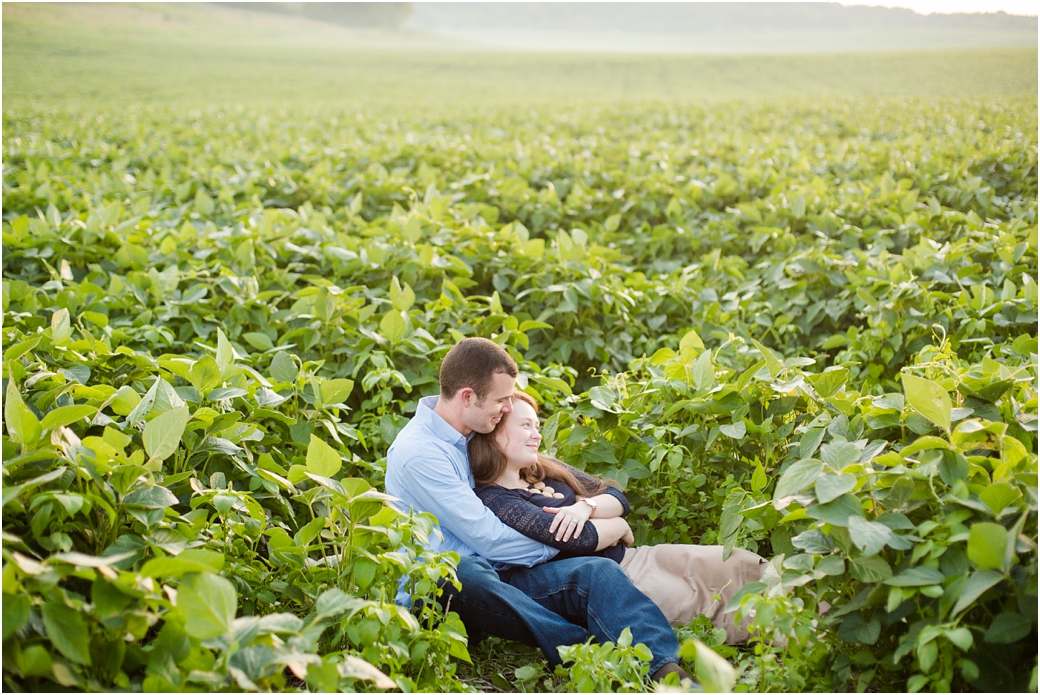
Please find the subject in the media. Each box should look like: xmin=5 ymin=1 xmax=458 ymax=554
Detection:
xmin=461 ymin=371 xmax=516 ymax=435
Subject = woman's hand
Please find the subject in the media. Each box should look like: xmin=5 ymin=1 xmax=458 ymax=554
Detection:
xmin=543 ymin=502 xmax=593 ymax=542
xmin=621 ymin=523 xmax=635 ymax=547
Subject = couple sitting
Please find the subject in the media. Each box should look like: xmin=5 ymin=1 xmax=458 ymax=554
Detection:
xmin=386 ymin=338 xmax=765 ymax=685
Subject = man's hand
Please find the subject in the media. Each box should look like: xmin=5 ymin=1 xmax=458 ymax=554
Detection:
xmin=543 ymin=502 xmax=593 ymax=542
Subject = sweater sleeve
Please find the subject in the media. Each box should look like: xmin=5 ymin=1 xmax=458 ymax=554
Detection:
xmin=475 ymin=486 xmax=601 ymax=554
xmin=554 ymin=459 xmax=632 ymax=517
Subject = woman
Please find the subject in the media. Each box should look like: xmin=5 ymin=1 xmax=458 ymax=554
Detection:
xmin=469 ymin=391 xmax=766 ymax=645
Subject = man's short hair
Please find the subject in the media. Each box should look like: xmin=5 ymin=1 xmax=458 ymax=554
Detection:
xmin=439 ymin=337 xmax=518 ymax=401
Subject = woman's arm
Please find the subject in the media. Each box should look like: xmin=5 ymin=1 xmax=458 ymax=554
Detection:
xmin=476 ymin=486 xmax=628 ymax=553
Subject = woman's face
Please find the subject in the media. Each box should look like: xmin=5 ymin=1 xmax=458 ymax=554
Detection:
xmin=494 ymin=397 xmax=541 ymax=470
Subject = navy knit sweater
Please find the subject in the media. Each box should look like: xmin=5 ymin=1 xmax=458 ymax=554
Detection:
xmin=474 ymin=465 xmax=630 ymax=564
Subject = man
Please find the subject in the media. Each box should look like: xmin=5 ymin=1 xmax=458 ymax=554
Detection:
xmin=385 ymin=337 xmax=692 ymax=684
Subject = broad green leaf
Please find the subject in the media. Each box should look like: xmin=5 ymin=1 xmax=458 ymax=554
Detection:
xmin=389 ymin=276 xmax=415 ymax=311
xmin=5 ymin=378 xmax=41 ymax=445
xmin=379 ymin=310 xmax=407 ymax=343
xmin=320 ymin=378 xmax=354 ymax=406
xmin=178 ymin=572 xmax=237 ymax=640
xmin=243 ymin=331 xmax=274 ymax=352
xmin=2 ymin=593 xmax=30 ymax=640
xmin=40 ymin=404 xmax=96 ymax=431
xmin=110 ymin=385 xmax=142 ymax=416
xmin=847 ymin=516 xmax=894 ymax=556
xmin=774 ymin=458 xmax=824 ymax=500
xmin=815 ymin=473 xmax=856 ymax=504
xmin=270 ymin=351 xmax=299 ymax=384
xmin=679 ymin=329 xmax=704 ymax=357
xmin=189 ymin=356 xmax=222 ymax=395
xmin=849 ymin=555 xmax=893 ymax=583
xmin=806 ymin=494 xmax=864 ymax=527
xmin=750 ymin=338 xmax=783 ymax=379
xmin=306 ymin=435 xmax=341 ymax=477
xmin=315 ymin=588 xmax=365 ymax=619
xmin=679 ymin=638 xmax=737 ymax=693
xmin=51 ymin=307 xmax=71 ymax=346
xmin=902 ymin=373 xmax=952 ymax=433
xmin=692 ymin=349 xmax=715 ymax=390
xmin=953 ymin=570 xmax=1004 ymax=615
xmin=979 ymin=482 xmax=1021 ymax=514
xmin=984 ymin=612 xmax=1032 ymax=644
xmin=42 ymin=601 xmax=91 ymax=665
xmin=808 ymin=368 xmax=848 ymax=398
xmin=819 ymin=441 xmax=860 ymax=469
xmin=967 ymin=522 xmax=1008 ymax=570
xmin=719 ymin=420 xmax=746 ymax=439
xmin=884 ymin=566 xmax=945 ymax=587
xmin=123 ymin=485 xmax=178 ymax=508
xmin=143 ymin=405 xmax=189 ymax=463
xmin=899 ymin=436 xmax=952 ymax=456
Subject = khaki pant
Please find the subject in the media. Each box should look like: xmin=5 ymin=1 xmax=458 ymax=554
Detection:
xmin=619 ymin=544 xmax=767 ymax=644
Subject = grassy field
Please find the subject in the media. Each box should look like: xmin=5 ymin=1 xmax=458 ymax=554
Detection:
xmin=3 ymin=3 xmax=1037 ymax=111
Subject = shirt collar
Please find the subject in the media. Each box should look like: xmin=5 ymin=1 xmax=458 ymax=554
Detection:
xmin=416 ymin=395 xmax=471 ymax=446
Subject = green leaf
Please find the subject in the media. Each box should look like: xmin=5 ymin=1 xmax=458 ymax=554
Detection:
xmin=389 ymin=276 xmax=415 ymax=311
xmin=899 ymin=436 xmax=952 ymax=456
xmin=750 ymin=338 xmax=783 ymax=379
xmin=178 ymin=572 xmax=237 ymax=640
xmin=984 ymin=612 xmax=1032 ymax=644
xmin=847 ymin=516 xmax=894 ymax=556
xmin=902 ymin=373 xmax=952 ymax=433
xmin=2 ymin=593 xmax=30 ymax=640
xmin=320 ymin=378 xmax=354 ymax=406
xmin=682 ymin=638 xmax=737 ymax=693
xmin=40 ymin=404 xmax=97 ymax=432
xmin=5 ymin=378 xmax=41 ymax=445
xmin=815 ymin=473 xmax=857 ymax=504
xmin=142 ymin=549 xmax=224 ymax=578
xmin=188 ymin=355 xmax=222 ymax=395
xmin=216 ymin=328 xmax=234 ymax=377
xmin=379 ymin=311 xmax=407 ymax=343
xmin=353 ymin=557 xmax=378 ymax=589
xmin=51 ymin=307 xmax=71 ymax=346
xmin=314 ymin=588 xmax=365 ymax=619
xmin=849 ymin=555 xmax=893 ymax=583
xmin=123 ymin=485 xmax=178 ymax=508
xmin=719 ymin=420 xmax=746 ymax=439
xmin=692 ymin=349 xmax=715 ymax=390
xmin=242 ymin=331 xmax=274 ymax=352
xmin=143 ymin=405 xmax=189 ymax=463
xmin=774 ymin=459 xmax=824 ymax=500
xmin=808 ymin=368 xmax=848 ymax=398
xmin=967 ymin=522 xmax=1008 ymax=570
xmin=806 ymin=494 xmax=864 ymax=527
xmin=819 ymin=441 xmax=860 ymax=470
xmin=270 ymin=351 xmax=299 ymax=383
xmin=953 ymin=570 xmax=1004 ymax=616
xmin=979 ymin=482 xmax=1021 ymax=514
xmin=884 ymin=566 xmax=945 ymax=587
xmin=306 ymin=435 xmax=341 ymax=477
xmin=42 ymin=601 xmax=92 ymax=665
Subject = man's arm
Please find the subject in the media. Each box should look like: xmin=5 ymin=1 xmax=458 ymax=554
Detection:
xmin=394 ymin=455 xmax=558 ymax=567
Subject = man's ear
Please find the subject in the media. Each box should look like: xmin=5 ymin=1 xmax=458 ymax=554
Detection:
xmin=457 ymin=387 xmax=475 ymax=407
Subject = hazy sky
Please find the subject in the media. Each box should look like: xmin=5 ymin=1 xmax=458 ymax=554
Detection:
xmin=842 ymin=1 xmax=1038 ymax=15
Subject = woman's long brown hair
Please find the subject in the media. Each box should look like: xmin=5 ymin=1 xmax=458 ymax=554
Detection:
xmin=468 ymin=391 xmax=608 ymax=498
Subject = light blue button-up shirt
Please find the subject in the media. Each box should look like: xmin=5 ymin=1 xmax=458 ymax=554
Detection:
xmin=386 ymin=395 xmax=558 ymax=571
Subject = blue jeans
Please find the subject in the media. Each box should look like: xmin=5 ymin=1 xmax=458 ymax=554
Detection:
xmin=438 ymin=554 xmax=679 ymax=674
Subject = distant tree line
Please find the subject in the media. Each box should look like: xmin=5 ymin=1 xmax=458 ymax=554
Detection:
xmin=408 ymin=2 xmax=1036 ymax=33
xmin=220 ymin=3 xmax=413 ymax=29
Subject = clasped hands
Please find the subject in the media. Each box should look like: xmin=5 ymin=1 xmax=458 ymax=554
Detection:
xmin=543 ymin=499 xmax=634 ymax=547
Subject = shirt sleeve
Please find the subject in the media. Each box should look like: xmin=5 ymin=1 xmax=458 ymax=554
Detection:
xmin=395 ymin=454 xmax=558 ymax=567
xmin=476 ymin=486 xmax=601 ymax=554
xmin=556 ymin=459 xmax=632 ymax=517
